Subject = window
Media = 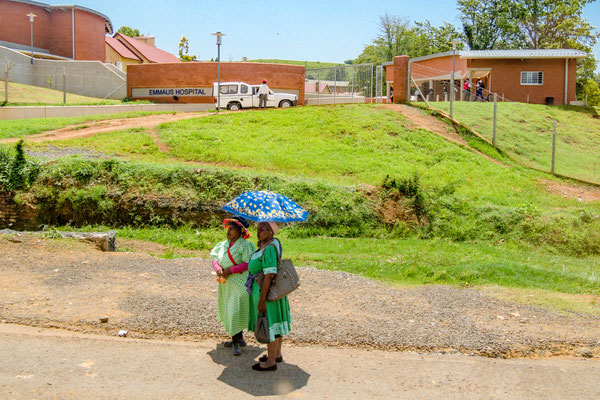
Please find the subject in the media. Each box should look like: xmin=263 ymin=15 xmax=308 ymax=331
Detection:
xmin=521 ymin=71 xmax=544 ymax=85
xmin=220 ymin=85 xmax=238 ymax=95
xmin=241 ymin=85 xmax=249 ymax=94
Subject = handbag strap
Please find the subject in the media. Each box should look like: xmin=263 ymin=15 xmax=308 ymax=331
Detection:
xmin=226 ymin=243 xmax=237 ymax=266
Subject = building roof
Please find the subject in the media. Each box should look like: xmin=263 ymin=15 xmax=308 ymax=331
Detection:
xmin=410 ymin=49 xmax=588 ymax=63
xmin=114 ymin=33 xmax=180 ymax=63
xmin=9 ymin=1 xmax=113 ymax=34
xmin=459 ymin=49 xmax=588 ymax=59
xmin=105 ymin=36 xmax=141 ymax=61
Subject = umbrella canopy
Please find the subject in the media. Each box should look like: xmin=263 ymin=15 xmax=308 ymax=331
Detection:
xmin=222 ymin=191 xmax=308 ymax=222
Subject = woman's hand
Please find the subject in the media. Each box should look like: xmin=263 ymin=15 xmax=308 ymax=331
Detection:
xmin=222 ymin=268 xmax=231 ymax=278
xmin=258 ymin=300 xmax=267 ymax=314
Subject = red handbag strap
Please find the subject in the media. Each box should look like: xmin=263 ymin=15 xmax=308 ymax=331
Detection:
xmin=226 ymin=244 xmax=237 ymax=266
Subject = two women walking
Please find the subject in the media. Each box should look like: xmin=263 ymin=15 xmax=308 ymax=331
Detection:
xmin=210 ymin=218 xmax=291 ymax=371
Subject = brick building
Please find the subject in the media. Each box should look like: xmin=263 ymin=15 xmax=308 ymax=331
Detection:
xmin=105 ymin=33 xmax=179 ymax=72
xmin=384 ymin=49 xmax=587 ymax=105
xmin=128 ymin=62 xmax=305 ymax=104
xmin=0 ymin=0 xmax=112 ymax=61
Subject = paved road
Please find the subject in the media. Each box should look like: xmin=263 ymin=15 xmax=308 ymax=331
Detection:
xmin=1 ymin=324 xmax=598 ymax=400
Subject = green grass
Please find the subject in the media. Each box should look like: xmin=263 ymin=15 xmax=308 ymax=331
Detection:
xmin=0 ymin=111 xmax=175 ymax=140
xmin=4 ymin=104 xmax=599 ymax=301
xmin=248 ymin=59 xmax=341 ymax=69
xmin=430 ymin=102 xmax=600 ymax=183
xmin=0 ymin=80 xmax=129 ymax=106
xmin=69 ymin=225 xmax=600 ymax=295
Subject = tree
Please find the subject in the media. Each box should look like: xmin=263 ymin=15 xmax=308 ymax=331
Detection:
xmin=178 ymin=36 xmax=197 ymax=62
xmin=458 ymin=0 xmax=522 ymax=49
xmin=118 ymin=26 xmax=140 ymax=38
xmin=513 ymin=0 xmax=597 ymax=49
xmin=354 ymin=15 xmax=464 ymax=65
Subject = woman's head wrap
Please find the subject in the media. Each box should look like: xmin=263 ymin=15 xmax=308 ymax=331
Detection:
xmin=224 ymin=216 xmax=252 ymax=239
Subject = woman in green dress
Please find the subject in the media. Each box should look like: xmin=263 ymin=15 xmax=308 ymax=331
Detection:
xmin=210 ymin=216 xmax=256 ymax=356
xmin=247 ymin=221 xmax=291 ymax=371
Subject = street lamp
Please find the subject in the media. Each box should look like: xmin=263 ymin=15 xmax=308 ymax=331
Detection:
xmin=449 ymin=40 xmax=458 ymax=119
xmin=27 ymin=13 xmax=36 ymax=65
xmin=212 ymin=31 xmax=225 ymax=112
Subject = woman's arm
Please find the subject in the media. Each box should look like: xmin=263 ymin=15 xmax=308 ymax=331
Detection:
xmin=258 ymin=273 xmax=275 ymax=314
xmin=212 ymin=260 xmax=223 ymax=275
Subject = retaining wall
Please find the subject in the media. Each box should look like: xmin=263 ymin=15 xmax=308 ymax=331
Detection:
xmin=0 ymin=192 xmax=37 ymax=230
xmin=1 ymin=45 xmax=126 ymax=99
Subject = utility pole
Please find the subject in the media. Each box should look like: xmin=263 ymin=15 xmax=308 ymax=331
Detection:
xmin=449 ymin=41 xmax=458 ymax=119
xmin=27 ymin=13 xmax=36 ymax=65
xmin=212 ymin=31 xmax=225 ymax=113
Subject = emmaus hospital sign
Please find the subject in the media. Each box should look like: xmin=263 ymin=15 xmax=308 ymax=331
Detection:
xmin=131 ymin=87 xmax=214 ymax=97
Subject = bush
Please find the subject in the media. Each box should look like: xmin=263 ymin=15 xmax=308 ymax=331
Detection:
xmin=0 ymin=140 xmax=40 ymax=192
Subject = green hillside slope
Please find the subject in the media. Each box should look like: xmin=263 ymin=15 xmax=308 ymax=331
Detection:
xmin=430 ymin=102 xmax=600 ymax=184
xmin=0 ymin=80 xmax=122 ymax=106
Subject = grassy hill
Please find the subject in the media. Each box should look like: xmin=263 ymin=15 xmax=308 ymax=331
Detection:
xmin=429 ymin=102 xmax=600 ymax=184
xmin=0 ymin=80 xmax=123 ymax=106
xmin=2 ymin=104 xmax=599 ymax=299
xmin=248 ymin=59 xmax=342 ymax=69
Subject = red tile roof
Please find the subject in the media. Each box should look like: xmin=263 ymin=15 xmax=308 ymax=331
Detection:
xmin=105 ymin=36 xmax=141 ymax=61
xmin=114 ymin=33 xmax=180 ymax=63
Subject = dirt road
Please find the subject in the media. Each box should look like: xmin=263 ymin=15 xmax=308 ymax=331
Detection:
xmin=1 ymin=323 xmax=598 ymax=400
xmin=0 ymin=112 xmax=209 ymax=144
xmin=1 ymin=234 xmax=599 ymax=359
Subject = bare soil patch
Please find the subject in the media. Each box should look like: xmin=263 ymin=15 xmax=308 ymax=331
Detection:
xmin=384 ymin=104 xmax=509 ymax=167
xmin=541 ymin=179 xmax=600 ymax=202
xmin=1 ymin=234 xmax=599 ymax=359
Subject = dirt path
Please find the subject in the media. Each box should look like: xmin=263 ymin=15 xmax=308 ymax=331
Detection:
xmin=2 ymin=323 xmax=598 ymax=400
xmin=0 ymin=112 xmax=211 ymax=144
xmin=0 ymin=234 xmax=599 ymax=360
xmin=384 ymin=104 xmax=509 ymax=167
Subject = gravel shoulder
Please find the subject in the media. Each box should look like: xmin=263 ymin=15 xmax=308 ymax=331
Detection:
xmin=0 ymin=234 xmax=599 ymax=359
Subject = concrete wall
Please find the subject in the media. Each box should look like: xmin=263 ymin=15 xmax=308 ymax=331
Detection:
xmin=0 ymin=103 xmax=214 ymax=120
xmin=467 ymin=58 xmax=577 ymax=104
xmin=128 ymin=62 xmax=305 ymax=104
xmin=1 ymin=45 xmax=126 ymax=99
xmin=0 ymin=0 xmax=107 ymax=61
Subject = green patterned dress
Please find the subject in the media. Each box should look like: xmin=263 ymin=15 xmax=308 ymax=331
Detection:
xmin=247 ymin=239 xmax=292 ymax=342
xmin=210 ymin=238 xmax=256 ymax=336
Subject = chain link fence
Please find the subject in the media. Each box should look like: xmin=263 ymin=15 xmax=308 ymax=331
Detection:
xmin=305 ymin=63 xmax=376 ymax=105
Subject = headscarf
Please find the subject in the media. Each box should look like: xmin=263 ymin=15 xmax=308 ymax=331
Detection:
xmin=267 ymin=221 xmax=279 ymax=235
xmin=223 ymin=216 xmax=252 ymax=239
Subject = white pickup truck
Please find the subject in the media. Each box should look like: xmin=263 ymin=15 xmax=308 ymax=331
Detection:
xmin=213 ymin=82 xmax=298 ymax=110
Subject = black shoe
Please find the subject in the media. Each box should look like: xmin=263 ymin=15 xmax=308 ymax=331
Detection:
xmin=252 ymin=363 xmax=277 ymax=371
xmin=223 ymin=339 xmax=246 ymax=348
xmin=232 ymin=343 xmax=242 ymax=356
xmin=258 ymin=355 xmax=283 ymax=363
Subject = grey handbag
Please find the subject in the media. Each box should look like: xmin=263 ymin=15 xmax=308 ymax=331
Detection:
xmin=255 ymin=313 xmax=270 ymax=344
xmin=255 ymin=244 xmax=300 ymax=301
xmin=267 ymin=258 xmax=300 ymax=301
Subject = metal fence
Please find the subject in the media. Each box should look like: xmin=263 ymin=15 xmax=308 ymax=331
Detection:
xmin=305 ymin=63 xmax=377 ymax=105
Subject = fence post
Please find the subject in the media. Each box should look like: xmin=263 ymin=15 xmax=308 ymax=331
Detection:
xmin=551 ymin=122 xmax=557 ymax=174
xmin=317 ymin=69 xmax=320 ymax=106
xmin=334 ymin=66 xmax=337 ymax=104
xmin=370 ymin=64 xmax=373 ymax=103
xmin=351 ymin=65 xmax=354 ymax=103
xmin=492 ymin=93 xmax=498 ymax=146
xmin=4 ymin=63 xmax=8 ymax=104
xmin=62 ymin=67 xmax=66 ymax=104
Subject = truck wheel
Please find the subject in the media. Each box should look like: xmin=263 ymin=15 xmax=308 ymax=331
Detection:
xmin=279 ymin=100 xmax=293 ymax=108
xmin=227 ymin=102 xmax=241 ymax=111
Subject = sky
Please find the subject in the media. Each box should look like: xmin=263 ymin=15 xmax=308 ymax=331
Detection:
xmin=48 ymin=0 xmax=600 ymax=69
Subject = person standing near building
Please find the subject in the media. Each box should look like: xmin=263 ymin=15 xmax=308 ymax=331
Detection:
xmin=475 ymin=79 xmax=485 ymax=102
xmin=463 ymin=78 xmax=471 ymax=101
xmin=258 ymin=80 xmax=270 ymax=108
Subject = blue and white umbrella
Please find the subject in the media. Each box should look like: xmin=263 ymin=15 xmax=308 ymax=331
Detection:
xmin=222 ymin=191 xmax=308 ymax=222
